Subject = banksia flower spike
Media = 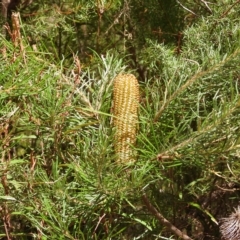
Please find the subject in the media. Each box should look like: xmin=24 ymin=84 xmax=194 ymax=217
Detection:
xmin=113 ymin=74 xmax=139 ymax=164
xmin=220 ymin=206 xmax=240 ymax=240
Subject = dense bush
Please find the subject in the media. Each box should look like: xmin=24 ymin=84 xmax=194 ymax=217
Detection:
xmin=0 ymin=0 xmax=240 ymax=239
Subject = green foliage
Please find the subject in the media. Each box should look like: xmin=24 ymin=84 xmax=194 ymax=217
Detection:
xmin=0 ymin=0 xmax=240 ymax=239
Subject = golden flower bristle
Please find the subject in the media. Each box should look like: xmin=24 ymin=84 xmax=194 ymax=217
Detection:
xmin=113 ymin=73 xmax=139 ymax=164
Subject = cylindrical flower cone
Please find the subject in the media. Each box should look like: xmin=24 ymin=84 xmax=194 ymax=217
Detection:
xmin=113 ymin=73 xmax=139 ymax=164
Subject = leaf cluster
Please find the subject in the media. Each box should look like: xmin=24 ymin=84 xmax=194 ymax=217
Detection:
xmin=0 ymin=0 xmax=240 ymax=239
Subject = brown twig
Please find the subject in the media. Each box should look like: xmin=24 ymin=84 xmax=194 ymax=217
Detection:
xmin=210 ymin=0 xmax=240 ymax=34
xmin=2 ymin=203 xmax=11 ymax=240
xmin=142 ymin=193 xmax=193 ymax=240
xmin=220 ymin=0 xmax=240 ymax=18
xmin=11 ymin=12 xmax=26 ymax=64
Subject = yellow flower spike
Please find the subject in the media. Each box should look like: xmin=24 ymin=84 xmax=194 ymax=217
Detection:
xmin=113 ymin=73 xmax=140 ymax=164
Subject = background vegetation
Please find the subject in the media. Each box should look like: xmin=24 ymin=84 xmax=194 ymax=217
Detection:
xmin=0 ymin=0 xmax=240 ymax=239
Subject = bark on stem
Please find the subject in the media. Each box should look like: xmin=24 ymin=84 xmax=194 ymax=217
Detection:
xmin=142 ymin=193 xmax=193 ymax=240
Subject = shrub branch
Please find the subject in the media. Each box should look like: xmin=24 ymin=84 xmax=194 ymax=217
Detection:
xmin=142 ymin=193 xmax=193 ymax=240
